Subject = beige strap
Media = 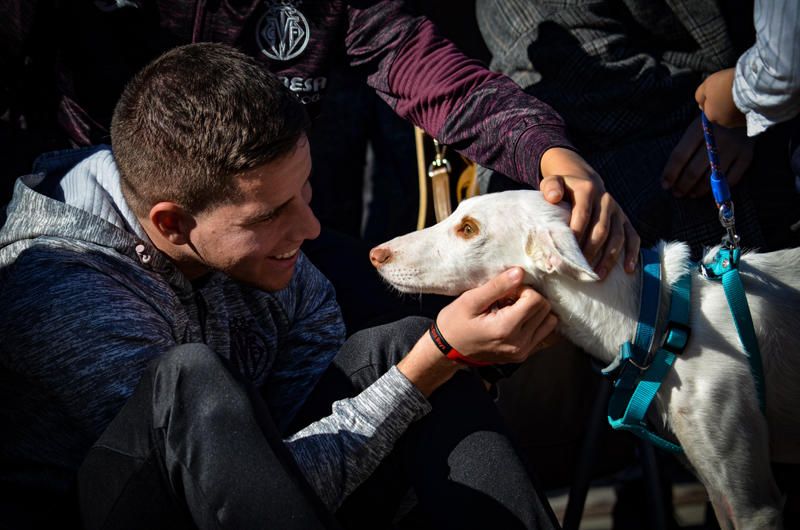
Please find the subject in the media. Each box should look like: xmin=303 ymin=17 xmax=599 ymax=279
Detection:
xmin=429 ymin=166 xmax=452 ymax=223
xmin=414 ymin=127 xmax=429 ymax=231
xmin=428 ymin=138 xmax=453 ymax=223
xmin=415 ymin=126 xmax=476 ymax=229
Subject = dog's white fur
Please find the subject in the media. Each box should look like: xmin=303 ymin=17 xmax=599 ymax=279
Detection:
xmin=372 ymin=190 xmax=800 ymax=529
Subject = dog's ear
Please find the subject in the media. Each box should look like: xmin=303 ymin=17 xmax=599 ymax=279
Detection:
xmin=526 ymin=226 xmax=599 ymax=281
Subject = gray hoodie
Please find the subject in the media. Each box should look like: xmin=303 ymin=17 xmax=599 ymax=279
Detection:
xmin=0 ymin=148 xmax=430 ymax=521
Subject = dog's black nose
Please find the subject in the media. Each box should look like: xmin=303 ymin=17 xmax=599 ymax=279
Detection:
xmin=369 ymin=247 xmax=392 ymax=268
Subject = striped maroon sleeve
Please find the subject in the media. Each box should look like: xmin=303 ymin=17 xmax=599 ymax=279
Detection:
xmin=345 ymin=2 xmax=574 ymax=187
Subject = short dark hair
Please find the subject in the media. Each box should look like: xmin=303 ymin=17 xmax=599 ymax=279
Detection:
xmin=111 ymin=42 xmax=309 ymax=216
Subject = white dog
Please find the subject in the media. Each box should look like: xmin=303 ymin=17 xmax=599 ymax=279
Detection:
xmin=370 ymin=190 xmax=800 ymax=529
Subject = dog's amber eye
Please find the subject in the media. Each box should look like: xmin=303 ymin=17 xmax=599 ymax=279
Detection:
xmin=457 ymin=217 xmax=480 ymax=239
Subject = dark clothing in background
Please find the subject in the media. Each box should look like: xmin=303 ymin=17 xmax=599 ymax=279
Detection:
xmin=476 ymin=0 xmax=799 ymax=256
xmin=1 ymin=0 xmax=574 ymax=198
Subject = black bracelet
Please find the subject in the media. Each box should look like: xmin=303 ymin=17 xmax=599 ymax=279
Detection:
xmin=428 ymin=321 xmax=492 ymax=367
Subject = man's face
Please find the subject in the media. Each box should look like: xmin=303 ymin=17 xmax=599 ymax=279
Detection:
xmin=188 ymin=136 xmax=320 ymax=291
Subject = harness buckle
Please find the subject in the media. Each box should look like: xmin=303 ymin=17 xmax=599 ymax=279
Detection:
xmin=605 ymin=342 xmax=649 ymax=390
xmin=660 ymin=320 xmax=691 ymax=355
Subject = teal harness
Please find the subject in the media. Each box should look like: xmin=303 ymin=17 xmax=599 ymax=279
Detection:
xmin=700 ymin=247 xmax=766 ymax=412
xmin=602 ymin=248 xmax=690 ymax=454
xmin=601 ymin=113 xmax=766 ymax=452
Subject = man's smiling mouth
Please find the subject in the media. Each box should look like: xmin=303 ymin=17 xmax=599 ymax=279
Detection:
xmin=271 ymin=248 xmax=299 ymax=260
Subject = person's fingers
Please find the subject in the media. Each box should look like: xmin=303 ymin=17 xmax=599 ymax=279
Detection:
xmin=719 ymin=144 xmax=737 ymax=177
xmin=568 ymin=185 xmax=593 ymax=246
xmin=695 ymin=82 xmax=707 ymax=109
xmin=662 ymin=120 xmax=702 ymax=188
xmin=501 ymin=302 xmax=556 ymax=363
xmin=622 ymin=220 xmax=640 ymax=273
xmin=462 ymin=267 xmax=525 ymax=312
xmin=529 ymin=313 xmax=559 ymax=354
xmin=515 ymin=287 xmax=552 ymax=327
xmin=594 ymin=212 xmax=624 ymax=279
xmin=540 ymin=175 xmax=566 ymax=204
xmin=672 ymin=142 xmax=709 ymax=197
xmin=494 ymin=285 xmax=550 ymax=335
xmin=725 ymin=144 xmax=754 ymax=187
xmin=685 ymin=140 xmax=713 ymax=197
xmin=688 ymin=180 xmax=711 ymax=198
xmin=534 ymin=328 xmax=562 ymax=352
xmin=582 ymin=192 xmax=612 ymax=266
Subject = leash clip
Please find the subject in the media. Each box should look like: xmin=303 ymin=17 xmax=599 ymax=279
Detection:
xmin=428 ymin=138 xmax=452 ymax=177
xmin=718 ymin=202 xmax=740 ymax=250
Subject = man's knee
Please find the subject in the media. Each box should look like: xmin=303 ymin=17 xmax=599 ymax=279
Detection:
xmin=335 ymin=316 xmax=431 ymax=377
xmin=156 ymin=342 xmax=219 ymax=371
xmin=150 ymin=343 xmax=232 ymax=391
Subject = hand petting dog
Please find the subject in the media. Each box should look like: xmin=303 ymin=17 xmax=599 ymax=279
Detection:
xmin=539 ymin=147 xmax=640 ymax=279
xmin=435 ymin=267 xmax=559 ymax=365
xmin=395 ymin=268 xmax=558 ymax=396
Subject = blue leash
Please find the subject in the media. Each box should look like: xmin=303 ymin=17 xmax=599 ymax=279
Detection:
xmin=601 ymin=114 xmax=767 ymax=452
xmin=699 ymin=112 xmax=766 ymax=412
xmin=701 ymin=112 xmax=739 ymax=249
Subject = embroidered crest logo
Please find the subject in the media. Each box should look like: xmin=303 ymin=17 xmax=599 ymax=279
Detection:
xmin=257 ymin=0 xmax=310 ymax=61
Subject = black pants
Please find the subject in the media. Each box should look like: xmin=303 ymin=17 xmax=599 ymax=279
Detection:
xmin=79 ymin=317 xmax=558 ymax=529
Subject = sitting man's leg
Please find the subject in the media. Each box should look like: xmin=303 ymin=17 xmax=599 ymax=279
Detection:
xmin=78 ymin=344 xmax=339 ymax=530
xmin=291 ymin=316 xmax=560 ymax=530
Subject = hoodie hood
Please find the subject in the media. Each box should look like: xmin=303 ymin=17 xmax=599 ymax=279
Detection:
xmin=0 ymin=148 xmax=189 ymax=291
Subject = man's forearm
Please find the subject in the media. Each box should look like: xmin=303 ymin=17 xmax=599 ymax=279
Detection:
xmin=284 ymin=366 xmax=431 ymax=511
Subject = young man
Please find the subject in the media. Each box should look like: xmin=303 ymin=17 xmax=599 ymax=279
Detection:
xmin=0 ymin=43 xmax=561 ymax=529
xmin=2 ymin=0 xmax=639 ymax=316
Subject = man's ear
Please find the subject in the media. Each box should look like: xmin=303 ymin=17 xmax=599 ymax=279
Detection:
xmin=149 ymin=202 xmax=194 ymax=245
xmin=525 ymin=225 xmax=599 ymax=281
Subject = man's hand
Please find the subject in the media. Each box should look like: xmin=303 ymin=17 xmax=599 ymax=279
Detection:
xmin=695 ymin=68 xmax=747 ymax=129
xmin=397 ymin=268 xmax=557 ymax=396
xmin=661 ymin=114 xmax=754 ymax=198
xmin=436 ymin=268 xmax=558 ymax=365
xmin=539 ymin=147 xmax=640 ymax=279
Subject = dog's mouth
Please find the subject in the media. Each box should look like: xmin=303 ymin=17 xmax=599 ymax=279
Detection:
xmin=376 ymin=269 xmax=469 ymax=297
xmin=388 ymin=282 xmax=460 ymax=296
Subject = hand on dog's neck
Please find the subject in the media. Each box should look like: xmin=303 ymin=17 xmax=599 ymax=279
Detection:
xmin=534 ymin=242 xmax=689 ymax=364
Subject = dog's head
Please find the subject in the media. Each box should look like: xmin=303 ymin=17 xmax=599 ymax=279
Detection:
xmin=370 ymin=190 xmax=599 ymax=296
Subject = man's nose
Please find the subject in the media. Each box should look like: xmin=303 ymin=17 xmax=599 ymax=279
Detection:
xmin=369 ymin=246 xmax=392 ymax=268
xmin=298 ymin=203 xmax=321 ymax=241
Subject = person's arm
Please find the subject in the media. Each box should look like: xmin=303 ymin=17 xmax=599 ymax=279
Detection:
xmin=344 ymin=1 xmax=639 ymax=276
xmin=695 ymin=0 xmax=800 ymax=136
xmin=283 ymin=268 xmax=557 ymax=510
xmin=344 ymin=1 xmax=570 ymax=188
xmin=733 ymin=0 xmax=800 ymax=136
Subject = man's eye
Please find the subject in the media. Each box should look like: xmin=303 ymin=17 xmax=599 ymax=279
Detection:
xmin=247 ymin=213 xmax=275 ymax=226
